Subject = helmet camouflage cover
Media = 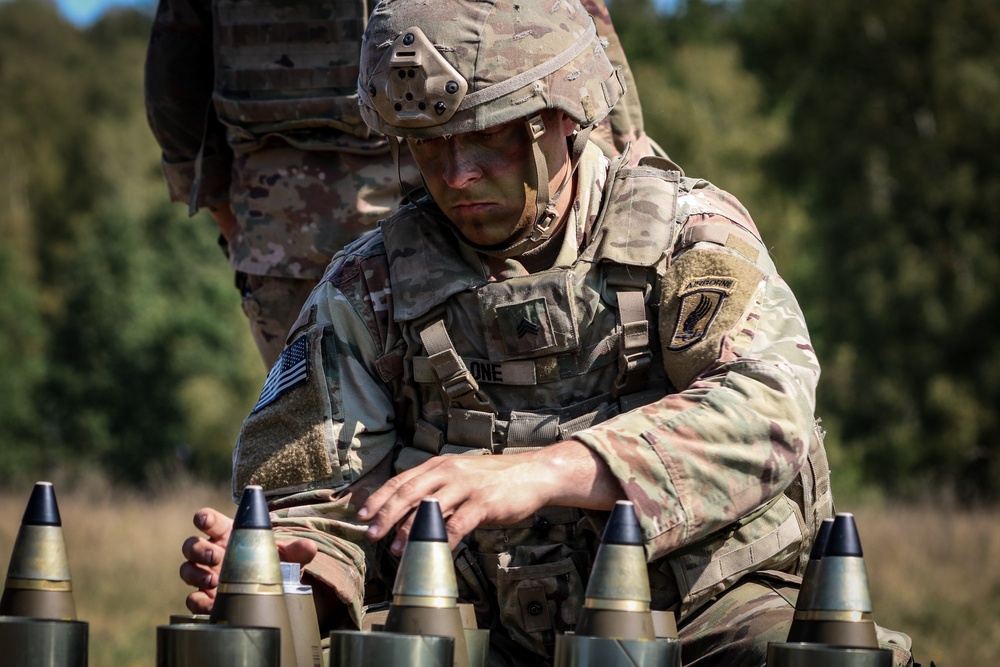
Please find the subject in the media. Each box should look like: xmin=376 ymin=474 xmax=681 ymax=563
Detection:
xmin=358 ymin=0 xmax=626 ymax=139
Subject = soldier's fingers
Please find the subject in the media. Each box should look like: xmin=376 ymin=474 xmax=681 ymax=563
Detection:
xmin=277 ymin=538 xmax=318 ymax=565
xmin=185 ymin=589 xmax=216 ymax=614
xmin=386 ymin=506 xmax=420 ymax=556
xmin=389 ymin=499 xmax=477 ymax=556
xmin=358 ymin=456 xmax=446 ymax=521
xmin=360 ymin=465 xmax=429 ymax=519
xmin=180 ymin=561 xmax=218 ymax=589
xmin=442 ymin=504 xmax=482 ymax=552
xmin=181 ymin=535 xmax=225 ymax=567
xmin=193 ymin=507 xmax=234 ymax=544
xmin=361 ymin=468 xmax=446 ymax=540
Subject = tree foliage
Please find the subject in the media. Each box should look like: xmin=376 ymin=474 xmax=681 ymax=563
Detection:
xmin=610 ymin=0 xmax=1000 ymax=501
xmin=1 ymin=0 xmax=998 ymax=501
xmin=734 ymin=0 xmax=1000 ymax=501
xmin=0 ymin=0 xmax=261 ymax=486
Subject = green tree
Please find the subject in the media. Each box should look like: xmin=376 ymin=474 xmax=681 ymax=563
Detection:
xmin=0 ymin=0 xmax=261 ymax=485
xmin=0 ymin=0 xmax=85 ymax=474
xmin=737 ymin=0 xmax=1000 ymax=500
xmin=610 ymin=0 xmax=814 ymax=277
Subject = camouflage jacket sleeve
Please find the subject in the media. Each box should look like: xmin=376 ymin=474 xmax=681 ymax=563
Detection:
xmin=574 ymin=178 xmax=821 ymax=562
xmin=144 ymin=0 xmax=232 ymax=208
xmin=231 ymin=232 xmax=403 ymax=626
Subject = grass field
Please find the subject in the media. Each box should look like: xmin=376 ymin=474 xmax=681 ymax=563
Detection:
xmin=0 ymin=482 xmax=993 ymax=665
xmin=852 ymin=500 xmax=1000 ymax=666
xmin=0 ymin=479 xmax=234 ymax=666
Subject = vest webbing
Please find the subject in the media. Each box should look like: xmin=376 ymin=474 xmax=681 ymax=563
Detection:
xmin=382 ymin=157 xmax=832 ymax=616
xmin=211 ymin=0 xmax=370 ymax=137
xmin=418 ymin=320 xmax=493 ymax=413
xmin=414 ymin=305 xmax=666 ymax=454
xmin=606 ymin=265 xmax=652 ymax=397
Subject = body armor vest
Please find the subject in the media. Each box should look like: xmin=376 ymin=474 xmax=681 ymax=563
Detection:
xmin=378 ymin=158 xmax=833 ymax=654
xmin=211 ymin=0 xmax=372 ymax=140
xmin=388 ymin=165 xmax=675 ymax=465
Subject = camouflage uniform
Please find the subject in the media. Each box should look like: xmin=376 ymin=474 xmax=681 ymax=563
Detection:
xmin=143 ymin=0 xmax=651 ymax=367
xmin=231 ymin=145 xmax=910 ymax=666
xmin=224 ymin=0 xmax=911 ymax=664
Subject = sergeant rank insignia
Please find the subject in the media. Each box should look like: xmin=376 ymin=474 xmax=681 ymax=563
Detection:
xmin=667 ymin=276 xmax=737 ymax=350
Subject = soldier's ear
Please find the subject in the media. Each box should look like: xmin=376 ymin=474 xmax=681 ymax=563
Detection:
xmin=542 ymin=109 xmax=577 ymax=138
xmin=556 ymin=111 xmax=577 ymax=138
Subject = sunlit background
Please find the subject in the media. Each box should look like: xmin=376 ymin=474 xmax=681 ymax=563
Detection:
xmin=2 ymin=0 xmax=998 ymax=664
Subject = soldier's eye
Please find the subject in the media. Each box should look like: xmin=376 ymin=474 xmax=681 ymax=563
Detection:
xmin=479 ymin=123 xmax=515 ymax=140
xmin=410 ymin=134 xmax=451 ymax=147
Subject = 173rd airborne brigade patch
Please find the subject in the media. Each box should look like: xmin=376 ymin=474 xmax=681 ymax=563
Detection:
xmin=660 ymin=246 xmax=763 ymax=389
xmin=669 ymin=277 xmax=734 ymax=350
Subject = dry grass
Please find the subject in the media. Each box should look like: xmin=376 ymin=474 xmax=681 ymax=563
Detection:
xmin=0 ymin=479 xmax=233 ymax=666
xmin=850 ymin=501 xmax=1000 ymax=666
xmin=0 ymin=483 xmax=993 ymax=665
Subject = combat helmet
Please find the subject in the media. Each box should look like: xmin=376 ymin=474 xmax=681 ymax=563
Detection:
xmin=358 ymin=0 xmax=626 ymax=255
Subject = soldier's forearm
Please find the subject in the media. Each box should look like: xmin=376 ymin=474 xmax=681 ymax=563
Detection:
xmin=534 ymin=439 xmax=627 ymax=511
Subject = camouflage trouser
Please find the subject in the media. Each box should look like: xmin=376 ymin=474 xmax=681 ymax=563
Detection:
xmin=678 ymin=571 xmax=914 ymax=667
xmin=227 ymin=144 xmax=414 ymax=280
xmin=223 ymin=143 xmax=418 ymax=368
xmin=236 ymin=272 xmax=318 ymax=369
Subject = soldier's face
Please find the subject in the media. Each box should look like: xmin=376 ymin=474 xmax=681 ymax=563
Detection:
xmin=406 ymin=111 xmax=576 ymax=247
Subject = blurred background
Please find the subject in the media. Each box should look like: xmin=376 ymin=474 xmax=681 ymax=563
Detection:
xmin=0 ymin=0 xmax=997 ymax=663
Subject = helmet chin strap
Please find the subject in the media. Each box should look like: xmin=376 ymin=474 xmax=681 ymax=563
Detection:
xmin=523 ymin=113 xmax=557 ymax=244
xmin=464 ymin=113 xmax=591 ymax=259
xmin=389 ymin=114 xmax=593 ymax=260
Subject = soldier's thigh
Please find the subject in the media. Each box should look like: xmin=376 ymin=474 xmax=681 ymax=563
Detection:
xmin=229 ymin=146 xmax=410 ymax=277
xmin=241 ymin=274 xmax=318 ymax=368
xmin=679 ymin=575 xmax=797 ymax=667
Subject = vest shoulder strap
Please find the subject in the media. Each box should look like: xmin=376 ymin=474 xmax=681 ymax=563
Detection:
xmin=587 ymin=160 xmax=682 ymax=268
xmin=381 ymin=206 xmax=486 ymax=321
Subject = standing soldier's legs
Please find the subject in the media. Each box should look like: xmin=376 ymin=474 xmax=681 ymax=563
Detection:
xmin=225 ymin=144 xmax=416 ymax=368
xmin=237 ymin=273 xmax=317 ymax=369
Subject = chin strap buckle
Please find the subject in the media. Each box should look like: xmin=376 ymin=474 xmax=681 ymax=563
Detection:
xmin=529 ymin=208 xmax=559 ymax=242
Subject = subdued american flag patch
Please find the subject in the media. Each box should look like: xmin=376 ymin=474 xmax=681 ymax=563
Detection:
xmin=251 ymin=335 xmax=309 ymax=414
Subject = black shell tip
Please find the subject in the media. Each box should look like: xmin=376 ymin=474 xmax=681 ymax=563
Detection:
xmin=602 ymin=500 xmax=643 ymax=546
xmin=22 ymin=481 xmax=61 ymax=526
xmin=808 ymin=518 xmax=835 ymax=560
xmin=409 ymin=498 xmax=448 ymax=542
xmin=824 ymin=512 xmax=864 ymax=557
xmin=233 ymin=485 xmax=273 ymax=530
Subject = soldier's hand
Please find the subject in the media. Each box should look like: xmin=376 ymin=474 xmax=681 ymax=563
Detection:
xmin=208 ymin=204 xmax=237 ymax=241
xmin=179 ymin=507 xmax=319 ymax=614
xmin=358 ymin=441 xmax=625 ymax=555
xmin=180 ymin=507 xmax=233 ymax=614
